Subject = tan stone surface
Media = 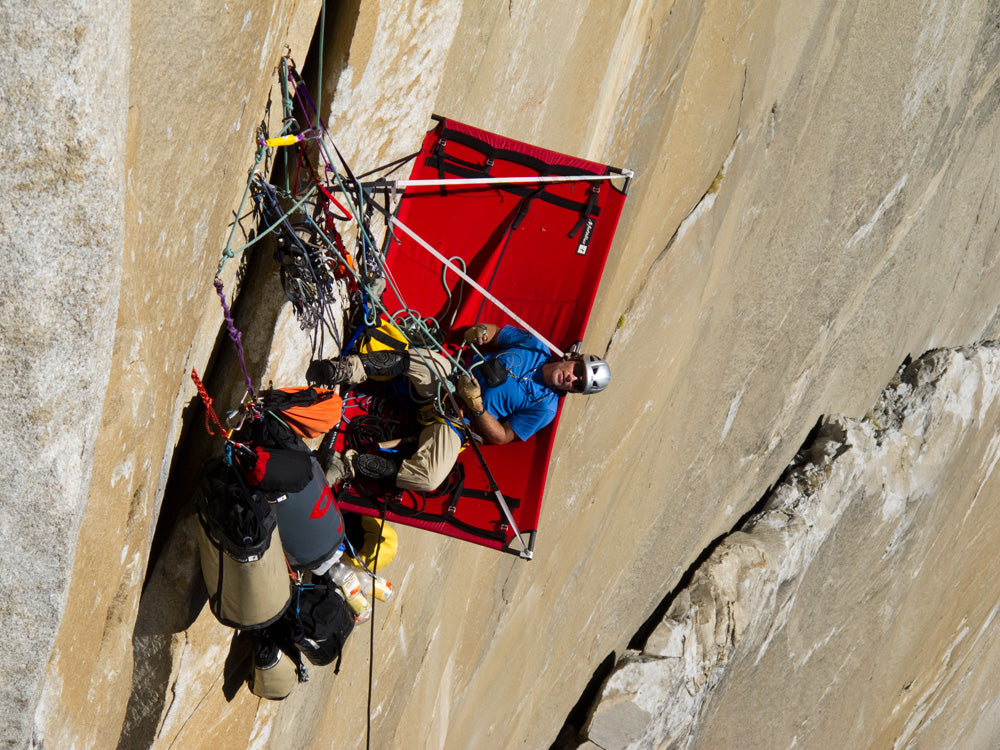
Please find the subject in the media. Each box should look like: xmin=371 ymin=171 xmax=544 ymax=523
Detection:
xmin=0 ymin=1 xmax=127 ymax=745
xmin=21 ymin=0 xmax=1000 ymax=748
xmin=581 ymin=346 xmax=1000 ymax=747
xmin=33 ymin=1 xmax=320 ymax=747
xmin=687 ymin=347 xmax=1000 ymax=749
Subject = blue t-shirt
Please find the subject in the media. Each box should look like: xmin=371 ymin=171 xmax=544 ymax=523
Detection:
xmin=472 ymin=326 xmax=558 ymax=441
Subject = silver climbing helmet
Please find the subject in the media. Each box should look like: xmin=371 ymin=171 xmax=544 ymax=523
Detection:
xmin=573 ymin=353 xmax=611 ymax=395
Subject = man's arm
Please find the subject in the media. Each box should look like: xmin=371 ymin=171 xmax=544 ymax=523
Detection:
xmin=468 ymin=409 xmax=516 ymax=445
xmin=455 ymin=371 xmax=516 ymax=445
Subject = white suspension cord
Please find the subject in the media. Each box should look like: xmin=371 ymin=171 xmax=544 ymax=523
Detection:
xmin=381 ymin=173 xmax=628 ymax=189
xmin=387 ymin=215 xmax=565 ymax=358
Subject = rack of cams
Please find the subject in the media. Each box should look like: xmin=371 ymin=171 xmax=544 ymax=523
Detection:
xmin=250 ymin=173 xmax=347 ymax=333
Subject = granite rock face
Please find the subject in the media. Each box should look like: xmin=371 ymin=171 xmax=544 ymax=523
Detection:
xmin=17 ymin=1 xmax=321 ymax=749
xmin=0 ymin=2 xmax=127 ymax=746
xmin=5 ymin=1 xmax=1000 ymax=748
xmin=580 ymin=344 xmax=1000 ymax=748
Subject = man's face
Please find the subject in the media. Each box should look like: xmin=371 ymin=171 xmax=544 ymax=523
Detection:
xmin=546 ymin=358 xmax=585 ymax=392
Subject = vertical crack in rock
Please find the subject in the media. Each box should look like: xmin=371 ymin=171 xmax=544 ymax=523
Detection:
xmin=156 ymin=633 xmax=188 ymax=743
xmin=606 ymin=135 xmax=740 ymax=357
xmin=557 ymin=341 xmax=1000 ymax=750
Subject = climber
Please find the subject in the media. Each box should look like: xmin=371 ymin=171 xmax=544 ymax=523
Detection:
xmin=306 ymin=324 xmax=611 ymax=493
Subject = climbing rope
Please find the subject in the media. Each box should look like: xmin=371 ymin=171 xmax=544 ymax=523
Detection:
xmin=364 ymin=512 xmax=386 ymax=750
xmin=191 ymin=368 xmax=227 ymax=437
xmin=213 ymin=279 xmax=255 ymax=399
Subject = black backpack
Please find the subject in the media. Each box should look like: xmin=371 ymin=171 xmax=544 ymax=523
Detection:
xmin=196 ymin=458 xmax=293 ymax=630
xmin=286 ymin=582 xmax=356 ymax=672
xmin=199 ymin=457 xmax=277 ymax=556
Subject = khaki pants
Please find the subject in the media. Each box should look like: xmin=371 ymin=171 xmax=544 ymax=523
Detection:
xmin=374 ymin=349 xmax=464 ymax=493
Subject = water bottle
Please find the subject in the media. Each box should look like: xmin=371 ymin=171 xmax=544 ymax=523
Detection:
xmin=357 ymin=569 xmax=394 ymax=603
xmin=342 ymin=554 xmax=394 ymax=602
xmin=330 ymin=562 xmax=371 ymax=622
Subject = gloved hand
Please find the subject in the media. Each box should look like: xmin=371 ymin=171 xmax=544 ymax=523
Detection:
xmin=463 ymin=324 xmax=489 ymax=346
xmin=456 ymin=373 xmax=484 ymax=415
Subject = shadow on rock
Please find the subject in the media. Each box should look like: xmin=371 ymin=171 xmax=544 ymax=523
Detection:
xmin=116 ymin=513 xmax=206 ymax=750
xmin=222 ymin=631 xmax=255 ymax=702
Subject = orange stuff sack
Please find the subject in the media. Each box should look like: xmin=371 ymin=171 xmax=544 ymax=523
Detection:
xmin=262 ymin=387 xmax=343 ymax=439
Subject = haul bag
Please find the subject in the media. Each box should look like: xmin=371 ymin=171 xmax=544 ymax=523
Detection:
xmin=274 ymin=457 xmax=346 ymax=572
xmin=246 ymin=445 xmax=313 ymax=494
xmin=344 ymin=513 xmax=398 ymax=570
xmin=249 ymin=634 xmax=300 ymax=700
xmin=358 ymin=316 xmax=409 ymax=354
xmin=357 ymin=317 xmax=410 ymax=381
xmin=196 ymin=460 xmax=293 ymax=629
xmin=196 ymin=517 xmax=292 ymax=630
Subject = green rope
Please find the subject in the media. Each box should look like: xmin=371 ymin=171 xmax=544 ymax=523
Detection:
xmin=217 ymin=64 xmax=302 ymax=277
xmin=219 ymin=183 xmax=320 ymax=276
xmin=217 ymin=146 xmax=268 ymax=275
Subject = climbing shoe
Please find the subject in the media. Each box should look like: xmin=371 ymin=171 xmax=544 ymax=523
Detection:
xmin=358 ymin=350 xmax=409 ymax=379
xmin=306 ymin=358 xmax=353 ymax=386
xmin=352 ymin=452 xmax=399 ymax=482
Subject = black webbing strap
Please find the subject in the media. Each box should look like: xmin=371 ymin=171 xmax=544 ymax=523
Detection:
xmin=365 ymin=325 xmax=408 ymax=351
xmin=337 ymin=469 xmax=513 ymax=545
xmin=426 ymin=158 xmax=603 ymax=217
xmin=461 ymin=487 xmax=522 ymax=509
xmin=511 ymin=185 xmax=545 ymax=231
xmin=568 ymin=184 xmax=601 ymax=238
xmin=425 ymin=123 xmax=606 ymax=218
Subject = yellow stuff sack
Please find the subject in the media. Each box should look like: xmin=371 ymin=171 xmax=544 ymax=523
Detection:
xmin=357 ymin=317 xmax=409 ymax=380
xmin=354 ymin=515 xmax=398 ymax=570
